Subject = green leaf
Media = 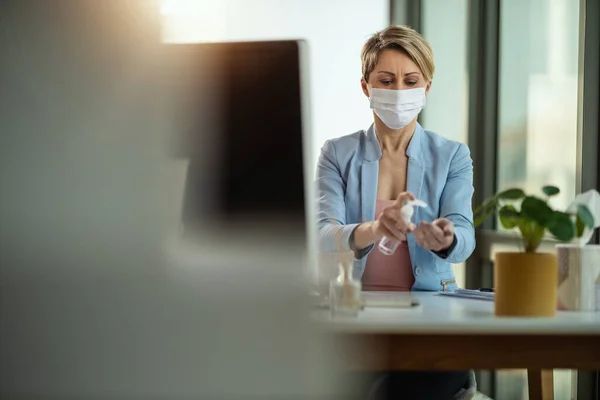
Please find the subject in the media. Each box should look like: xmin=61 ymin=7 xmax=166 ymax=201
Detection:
xmin=498 ymin=205 xmax=520 ymax=229
xmin=542 ymin=185 xmax=560 ymax=196
xmin=547 ymin=211 xmax=575 ymax=242
xmin=474 ymin=209 xmax=494 ymax=227
xmin=518 ymin=218 xmax=531 ymax=238
xmin=518 ymin=218 xmax=544 ymax=253
xmin=496 ymin=188 xmax=525 ymax=200
xmin=577 ymin=204 xmax=595 ymax=229
xmin=473 ymin=199 xmax=495 ymax=216
xmin=473 ymin=203 xmax=485 ymax=215
xmin=528 ymin=222 xmax=546 ymax=252
xmin=474 ymin=215 xmax=486 ymax=227
xmin=576 ymin=215 xmax=585 ymax=237
xmin=520 ymin=196 xmax=554 ymax=226
xmin=473 ymin=201 xmax=497 ymax=228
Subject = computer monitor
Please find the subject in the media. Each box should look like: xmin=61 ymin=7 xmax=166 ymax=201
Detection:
xmin=163 ymin=40 xmax=310 ymax=237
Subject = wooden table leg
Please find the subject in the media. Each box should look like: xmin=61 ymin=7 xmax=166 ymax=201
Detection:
xmin=527 ymin=369 xmax=554 ymax=400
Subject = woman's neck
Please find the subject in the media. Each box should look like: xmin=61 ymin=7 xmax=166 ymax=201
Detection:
xmin=374 ymin=118 xmax=416 ymax=154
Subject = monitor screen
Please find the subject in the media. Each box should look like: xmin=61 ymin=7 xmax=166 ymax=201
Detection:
xmin=164 ymin=41 xmax=307 ymax=233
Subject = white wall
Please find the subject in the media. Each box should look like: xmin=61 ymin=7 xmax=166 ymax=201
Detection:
xmin=161 ymin=0 xmax=389 ymax=174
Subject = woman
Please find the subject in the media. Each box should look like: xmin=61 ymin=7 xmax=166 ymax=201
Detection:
xmin=316 ymin=26 xmax=476 ymax=399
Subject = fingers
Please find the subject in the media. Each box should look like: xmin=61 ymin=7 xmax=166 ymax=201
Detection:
xmin=432 ymin=218 xmax=450 ymax=227
xmin=413 ymin=222 xmax=448 ymax=251
xmin=376 ymin=193 xmax=416 ymax=240
xmin=425 ymin=223 xmax=446 ymax=247
xmin=394 ymin=191 xmax=416 ymax=207
xmin=379 ymin=207 xmax=413 ymax=238
xmin=383 ymin=205 xmax=415 ymax=231
xmin=377 ymin=219 xmax=406 ymax=242
xmin=433 ymin=218 xmax=454 ymax=237
xmin=380 ymin=218 xmax=407 ymax=242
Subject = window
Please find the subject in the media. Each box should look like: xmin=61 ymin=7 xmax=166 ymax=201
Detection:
xmin=497 ymin=0 xmax=580 ymax=213
xmin=421 ymin=0 xmax=469 ymax=145
xmin=494 ymin=1 xmax=581 ymax=397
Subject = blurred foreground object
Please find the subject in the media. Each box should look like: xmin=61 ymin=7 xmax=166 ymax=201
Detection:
xmin=0 ymin=1 xmax=338 ymax=399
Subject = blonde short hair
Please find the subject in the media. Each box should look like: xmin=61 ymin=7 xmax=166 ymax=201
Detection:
xmin=361 ymin=25 xmax=435 ymax=82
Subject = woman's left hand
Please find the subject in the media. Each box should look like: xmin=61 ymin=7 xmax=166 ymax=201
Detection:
xmin=412 ymin=218 xmax=455 ymax=252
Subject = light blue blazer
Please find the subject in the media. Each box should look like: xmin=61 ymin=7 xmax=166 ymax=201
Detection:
xmin=316 ymin=123 xmax=475 ymax=291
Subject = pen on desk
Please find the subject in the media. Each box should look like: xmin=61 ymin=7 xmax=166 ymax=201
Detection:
xmin=478 ymin=288 xmax=494 ymax=292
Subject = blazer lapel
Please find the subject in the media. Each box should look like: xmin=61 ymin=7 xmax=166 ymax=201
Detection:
xmin=406 ymin=159 xmax=424 ymax=202
xmin=361 ymin=124 xmax=381 ymax=223
xmin=361 ymin=161 xmax=378 ymax=223
xmin=405 ymin=125 xmax=425 ymax=261
xmin=406 ymin=123 xmax=425 ymax=201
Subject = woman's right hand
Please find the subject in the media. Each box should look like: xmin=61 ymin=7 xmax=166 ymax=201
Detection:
xmin=371 ymin=192 xmax=416 ymax=243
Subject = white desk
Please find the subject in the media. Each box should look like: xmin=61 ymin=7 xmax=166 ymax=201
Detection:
xmin=314 ymin=292 xmax=600 ymax=334
xmin=313 ymin=292 xmax=600 ymax=400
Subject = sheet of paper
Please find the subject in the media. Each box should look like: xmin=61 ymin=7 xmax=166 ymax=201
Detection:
xmin=438 ymin=289 xmax=494 ymax=301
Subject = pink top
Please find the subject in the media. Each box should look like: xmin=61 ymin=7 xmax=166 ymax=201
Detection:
xmin=361 ymin=199 xmax=415 ymax=291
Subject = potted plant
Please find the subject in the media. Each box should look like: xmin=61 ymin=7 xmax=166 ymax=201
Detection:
xmin=474 ymin=185 xmax=595 ymax=316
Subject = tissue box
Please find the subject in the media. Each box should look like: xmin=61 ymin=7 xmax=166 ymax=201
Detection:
xmin=556 ymin=244 xmax=600 ymax=311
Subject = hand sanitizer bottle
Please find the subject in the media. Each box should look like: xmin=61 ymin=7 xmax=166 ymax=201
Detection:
xmin=378 ymin=199 xmax=428 ymax=255
xmin=329 ymin=253 xmax=361 ymax=317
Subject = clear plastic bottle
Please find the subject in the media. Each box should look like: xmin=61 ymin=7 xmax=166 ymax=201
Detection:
xmin=329 ymin=253 xmax=361 ymax=317
xmin=378 ymin=199 xmax=428 ymax=255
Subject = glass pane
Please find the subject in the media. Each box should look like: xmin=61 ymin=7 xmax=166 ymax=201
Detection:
xmin=497 ymin=0 xmax=580 ymax=214
xmin=422 ymin=0 xmax=470 ymax=288
xmin=421 ymin=0 xmax=470 ymax=145
xmin=495 ymin=369 xmax=575 ymax=400
xmin=495 ymin=0 xmax=580 ymax=397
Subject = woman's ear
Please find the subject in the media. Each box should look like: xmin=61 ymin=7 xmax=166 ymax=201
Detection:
xmin=360 ymin=78 xmax=370 ymax=98
xmin=425 ymin=80 xmax=432 ymax=95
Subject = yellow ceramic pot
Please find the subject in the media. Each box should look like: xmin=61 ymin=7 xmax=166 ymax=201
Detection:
xmin=494 ymin=252 xmax=558 ymax=317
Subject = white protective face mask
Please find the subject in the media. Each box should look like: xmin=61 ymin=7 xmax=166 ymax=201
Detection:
xmin=369 ymin=87 xmax=426 ymax=129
